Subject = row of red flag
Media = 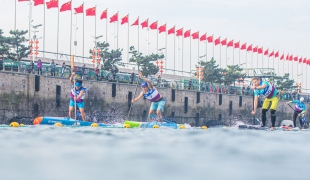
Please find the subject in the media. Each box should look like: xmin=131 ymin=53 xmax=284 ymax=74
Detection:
xmin=18 ymin=0 xmax=310 ymax=64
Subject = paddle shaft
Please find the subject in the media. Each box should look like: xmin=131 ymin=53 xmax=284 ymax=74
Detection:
xmin=127 ymin=76 xmax=140 ymax=119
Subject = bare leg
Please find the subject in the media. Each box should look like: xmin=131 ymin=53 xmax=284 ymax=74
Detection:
xmin=79 ymin=108 xmax=86 ymax=121
xmin=69 ymin=106 xmax=74 ymax=119
xmin=148 ymin=109 xmax=154 ymax=122
xmin=156 ymin=110 xmax=162 ymax=122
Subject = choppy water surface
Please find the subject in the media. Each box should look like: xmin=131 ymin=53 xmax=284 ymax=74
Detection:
xmin=1 ymin=126 xmax=310 ymax=180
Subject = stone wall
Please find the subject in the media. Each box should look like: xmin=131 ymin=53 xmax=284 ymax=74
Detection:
xmin=0 ymin=71 xmax=307 ymax=126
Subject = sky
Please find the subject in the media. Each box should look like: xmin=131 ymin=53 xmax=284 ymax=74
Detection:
xmin=1 ymin=0 xmax=310 ymax=89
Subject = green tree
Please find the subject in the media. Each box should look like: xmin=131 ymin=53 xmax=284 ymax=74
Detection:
xmin=273 ymin=75 xmax=295 ymax=90
xmin=199 ymin=57 xmax=224 ymax=84
xmin=90 ymin=41 xmax=123 ymax=72
xmin=222 ymin=65 xmax=245 ymax=86
xmin=7 ymin=29 xmax=30 ymax=72
xmin=129 ymin=46 xmax=164 ymax=76
xmin=0 ymin=29 xmax=10 ymax=70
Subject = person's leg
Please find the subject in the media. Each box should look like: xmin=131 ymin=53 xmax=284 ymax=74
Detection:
xmin=69 ymin=99 xmax=75 ymax=118
xmin=156 ymin=99 xmax=166 ymax=122
xmin=261 ymin=99 xmax=271 ymax=127
xmin=269 ymin=96 xmax=279 ymax=128
xmin=292 ymin=111 xmax=298 ymax=127
xmin=77 ymin=102 xmax=86 ymax=121
xmin=148 ymin=102 xmax=157 ymax=122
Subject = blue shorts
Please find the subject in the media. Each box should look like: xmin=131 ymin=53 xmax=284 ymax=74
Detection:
xmin=69 ymin=99 xmax=84 ymax=109
xmin=150 ymin=98 xmax=166 ymax=112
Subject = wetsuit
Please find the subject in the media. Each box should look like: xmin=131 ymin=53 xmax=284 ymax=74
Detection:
xmin=254 ymin=81 xmax=279 ymax=127
xmin=290 ymin=100 xmax=306 ymax=127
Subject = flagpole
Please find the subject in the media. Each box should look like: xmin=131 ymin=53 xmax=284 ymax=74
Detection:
xmin=173 ymin=27 xmax=175 ymax=75
xmin=212 ymin=35 xmax=214 ymax=59
xmin=205 ymin=33 xmax=207 ymax=62
xmin=127 ymin=14 xmax=129 ymax=65
xmin=257 ymin=52 xmax=258 ymax=68
xmin=182 ymin=33 xmax=184 ymax=75
xmin=138 ymin=17 xmax=140 ymax=52
xmin=220 ymin=44 xmax=221 ymax=68
xmin=239 ymin=45 xmax=240 ymax=65
xmin=176 ymin=36 xmax=179 ymax=75
xmin=57 ymin=0 xmax=59 ymax=59
xmin=117 ymin=11 xmax=119 ymax=49
xmin=261 ymin=47 xmax=263 ymax=68
xmin=95 ymin=6 xmax=97 ymax=48
xmin=251 ymin=51 xmax=253 ymax=68
xmin=82 ymin=2 xmax=84 ymax=63
xmin=106 ymin=8 xmax=108 ymax=43
xmin=14 ymin=0 xmax=16 ymax=31
xmin=29 ymin=0 xmax=32 ymax=42
xmin=226 ymin=46 xmax=227 ymax=66
xmin=165 ymin=23 xmax=167 ymax=71
xmin=190 ymin=32 xmax=191 ymax=74
xmin=197 ymin=32 xmax=199 ymax=66
xmin=43 ymin=0 xmax=46 ymax=57
xmin=156 ymin=21 xmax=158 ymax=55
xmin=70 ymin=1 xmax=72 ymax=57
xmin=147 ymin=27 xmax=149 ymax=54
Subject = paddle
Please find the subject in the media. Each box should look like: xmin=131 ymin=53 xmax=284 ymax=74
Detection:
xmin=127 ymin=74 xmax=140 ymax=121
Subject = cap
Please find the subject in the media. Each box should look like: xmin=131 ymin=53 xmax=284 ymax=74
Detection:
xmin=75 ymin=81 xmax=82 ymax=87
xmin=141 ymin=82 xmax=148 ymax=87
xmin=300 ymin=97 xmax=304 ymax=101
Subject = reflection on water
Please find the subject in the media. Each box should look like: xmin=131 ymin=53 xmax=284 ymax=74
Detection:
xmin=1 ymin=126 xmax=309 ymax=180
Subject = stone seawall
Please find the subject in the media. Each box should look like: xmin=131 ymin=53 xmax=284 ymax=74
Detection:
xmin=0 ymin=71 xmax=306 ymax=126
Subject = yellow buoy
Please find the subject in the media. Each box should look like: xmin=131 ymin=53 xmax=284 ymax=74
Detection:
xmin=91 ymin=123 xmax=99 ymax=127
xmin=153 ymin=124 xmax=159 ymax=128
xmin=20 ymin=124 xmax=25 ymax=127
xmin=54 ymin=122 xmax=62 ymax=127
xmin=223 ymin=126 xmax=227 ymax=129
xmin=124 ymin=124 xmax=130 ymax=128
xmin=179 ymin=125 xmax=185 ymax=129
xmin=201 ymin=126 xmax=207 ymax=130
xmin=10 ymin=122 xmax=19 ymax=127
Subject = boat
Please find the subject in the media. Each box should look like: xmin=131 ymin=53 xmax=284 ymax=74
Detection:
xmin=124 ymin=120 xmax=178 ymax=129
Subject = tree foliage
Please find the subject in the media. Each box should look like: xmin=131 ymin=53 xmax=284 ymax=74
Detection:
xmin=272 ymin=74 xmax=295 ymax=90
xmin=222 ymin=65 xmax=245 ymax=86
xmin=7 ymin=30 xmax=30 ymax=62
xmin=199 ymin=57 xmax=225 ymax=84
xmin=0 ymin=29 xmax=10 ymax=60
xmin=129 ymin=46 xmax=164 ymax=76
xmin=89 ymin=41 xmax=123 ymax=72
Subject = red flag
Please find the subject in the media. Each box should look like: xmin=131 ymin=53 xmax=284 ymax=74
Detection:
xmin=299 ymin=57 xmax=302 ymax=63
xmin=110 ymin=13 xmax=118 ymax=23
xmin=234 ymin=41 xmax=240 ymax=48
xmin=149 ymin=21 xmax=157 ymax=30
xmin=168 ymin=26 xmax=175 ymax=35
xmin=227 ymin=40 xmax=233 ymax=47
xmin=176 ymin=28 xmax=183 ymax=36
xmin=192 ymin=32 xmax=199 ymax=39
xmin=289 ymin=55 xmax=293 ymax=61
xmin=264 ymin=49 xmax=269 ymax=56
xmin=131 ymin=17 xmax=139 ymax=26
xmin=46 ymin=0 xmax=58 ymax=9
xmin=308 ymin=59 xmax=310 ymax=65
xmin=214 ymin=37 xmax=221 ymax=46
xmin=293 ymin=56 xmax=298 ymax=61
xmin=100 ymin=9 xmax=107 ymax=19
xmin=221 ymin=38 xmax=227 ymax=46
xmin=253 ymin=46 xmax=258 ymax=52
xmin=86 ymin=7 xmax=96 ymax=16
xmin=60 ymin=1 xmax=71 ymax=12
xmin=275 ymin=51 xmax=279 ymax=58
xmin=286 ymin=54 xmax=289 ymax=60
xmin=158 ymin=24 xmax=166 ymax=33
xmin=200 ymin=34 xmax=206 ymax=41
xmin=18 ymin=0 xmax=29 ymax=2
xmin=33 ymin=0 xmax=44 ymax=6
xmin=184 ymin=30 xmax=190 ymax=38
xmin=74 ymin=4 xmax=83 ymax=14
xmin=207 ymin=35 xmax=213 ymax=43
xmin=141 ymin=19 xmax=148 ymax=29
xmin=247 ymin=44 xmax=252 ymax=51
xmin=241 ymin=43 xmax=246 ymax=50
xmin=258 ymin=47 xmax=263 ymax=54
xmin=269 ymin=50 xmax=274 ymax=57
xmin=303 ymin=58 xmax=307 ymax=64
xmin=121 ymin=14 xmax=128 ymax=25
xmin=280 ymin=53 xmax=284 ymax=60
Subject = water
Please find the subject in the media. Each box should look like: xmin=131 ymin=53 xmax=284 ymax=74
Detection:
xmin=1 ymin=126 xmax=309 ymax=180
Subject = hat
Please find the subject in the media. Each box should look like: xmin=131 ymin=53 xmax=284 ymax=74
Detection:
xmin=300 ymin=97 xmax=304 ymax=101
xmin=141 ymin=82 xmax=148 ymax=87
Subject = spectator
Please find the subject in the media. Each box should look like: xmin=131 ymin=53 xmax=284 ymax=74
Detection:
xmin=81 ymin=64 xmax=86 ymax=79
xmin=188 ymin=79 xmax=192 ymax=90
xmin=50 ymin=60 xmax=56 ymax=76
xmin=130 ymin=71 xmax=135 ymax=84
xmin=30 ymin=61 xmax=34 ymax=74
xmin=307 ymin=95 xmax=310 ymax=103
xmin=61 ymin=62 xmax=66 ymax=77
xmin=94 ymin=66 xmax=99 ymax=80
xmin=157 ymin=74 xmax=161 ymax=85
xmin=37 ymin=59 xmax=42 ymax=75
xmin=246 ymin=86 xmax=250 ymax=96
xmin=242 ymin=86 xmax=245 ymax=95
xmin=112 ymin=67 xmax=116 ymax=81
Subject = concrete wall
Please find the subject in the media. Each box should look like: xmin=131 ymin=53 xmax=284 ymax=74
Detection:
xmin=0 ymin=71 xmax=307 ymax=126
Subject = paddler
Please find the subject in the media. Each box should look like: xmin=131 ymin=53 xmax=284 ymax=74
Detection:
xmin=286 ymin=97 xmax=307 ymax=128
xmin=251 ymin=77 xmax=279 ymax=130
xmin=131 ymin=71 xmax=166 ymax=122
xmin=69 ymin=72 xmax=87 ymax=121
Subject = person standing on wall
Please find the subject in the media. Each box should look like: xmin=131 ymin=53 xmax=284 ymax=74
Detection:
xmin=50 ymin=60 xmax=56 ymax=76
xmin=37 ymin=59 xmax=42 ymax=75
xmin=69 ymin=72 xmax=87 ymax=121
xmin=251 ymin=77 xmax=279 ymax=130
xmin=131 ymin=71 xmax=166 ymax=122
xmin=61 ymin=62 xmax=66 ymax=77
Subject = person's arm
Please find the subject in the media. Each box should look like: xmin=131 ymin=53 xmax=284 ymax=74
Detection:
xmin=254 ymin=83 xmax=267 ymax=90
xmin=75 ymin=90 xmax=84 ymax=101
xmin=139 ymin=71 xmax=154 ymax=89
xmin=70 ymin=72 xmax=75 ymax=86
xmin=132 ymin=91 xmax=144 ymax=103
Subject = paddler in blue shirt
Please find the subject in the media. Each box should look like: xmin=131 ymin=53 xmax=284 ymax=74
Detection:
xmin=131 ymin=72 xmax=166 ymax=122
xmin=69 ymin=72 xmax=87 ymax=121
xmin=251 ymin=77 xmax=279 ymax=130
xmin=286 ymin=97 xmax=307 ymax=128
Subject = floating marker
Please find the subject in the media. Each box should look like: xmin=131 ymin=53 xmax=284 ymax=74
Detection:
xmin=54 ymin=122 xmax=62 ymax=127
xmin=179 ymin=125 xmax=185 ymax=129
xmin=124 ymin=124 xmax=130 ymax=128
xmin=91 ymin=123 xmax=99 ymax=127
xmin=10 ymin=122 xmax=19 ymax=127
xmin=153 ymin=124 xmax=159 ymax=128
xmin=201 ymin=126 xmax=207 ymax=130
